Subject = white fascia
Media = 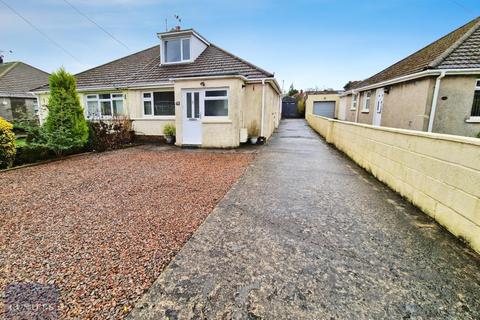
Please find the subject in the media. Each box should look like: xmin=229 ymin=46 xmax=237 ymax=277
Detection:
xmin=341 ymin=68 xmax=480 ymax=96
xmin=156 ymin=30 xmax=210 ymax=46
xmin=169 ymin=75 xmax=282 ymax=94
xmin=30 ymin=82 xmax=175 ymax=95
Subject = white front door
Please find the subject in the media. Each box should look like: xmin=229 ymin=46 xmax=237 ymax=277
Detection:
xmin=373 ymin=88 xmax=384 ymax=126
xmin=338 ymin=97 xmax=347 ymax=120
xmin=183 ymin=90 xmax=203 ymax=145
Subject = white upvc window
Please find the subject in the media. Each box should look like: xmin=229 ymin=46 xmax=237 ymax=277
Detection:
xmin=467 ymin=79 xmax=480 ymax=123
xmin=204 ymin=89 xmax=228 ymax=117
xmin=164 ymin=38 xmax=190 ymax=63
xmin=142 ymin=91 xmax=175 ymax=117
xmin=362 ymin=91 xmax=371 ymax=112
xmin=85 ymin=93 xmax=124 ymax=119
xmin=350 ymin=93 xmax=358 ymax=110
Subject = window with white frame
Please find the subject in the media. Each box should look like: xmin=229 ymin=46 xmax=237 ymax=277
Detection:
xmin=351 ymin=93 xmax=358 ymax=110
xmin=164 ymin=38 xmax=190 ymax=63
xmin=85 ymin=93 xmax=124 ymax=118
xmin=142 ymin=91 xmax=175 ymax=116
xmin=362 ymin=91 xmax=371 ymax=111
xmin=470 ymin=79 xmax=480 ymax=118
xmin=204 ymin=89 xmax=228 ymax=117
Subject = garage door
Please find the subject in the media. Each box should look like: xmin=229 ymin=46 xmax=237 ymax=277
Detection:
xmin=313 ymin=101 xmax=335 ymax=118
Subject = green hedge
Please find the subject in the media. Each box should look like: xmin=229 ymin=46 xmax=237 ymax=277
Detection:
xmin=13 ymin=145 xmax=56 ymax=166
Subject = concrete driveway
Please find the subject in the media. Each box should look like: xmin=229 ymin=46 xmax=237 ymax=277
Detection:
xmin=129 ymin=119 xmax=480 ymax=319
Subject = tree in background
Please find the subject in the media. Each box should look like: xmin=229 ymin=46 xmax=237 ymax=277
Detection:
xmin=43 ymin=68 xmax=89 ymax=156
xmin=296 ymin=89 xmax=306 ymax=116
xmin=287 ymin=84 xmax=299 ymax=97
xmin=297 ymin=95 xmax=305 ymax=115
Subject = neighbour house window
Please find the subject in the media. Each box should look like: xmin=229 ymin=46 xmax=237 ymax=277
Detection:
xmin=351 ymin=94 xmax=358 ymax=110
xmin=142 ymin=91 xmax=175 ymax=116
xmin=470 ymin=80 xmax=480 ymax=117
xmin=363 ymin=91 xmax=371 ymax=111
xmin=85 ymin=93 xmax=124 ymax=118
xmin=164 ymin=38 xmax=190 ymax=63
xmin=204 ymin=89 xmax=228 ymax=117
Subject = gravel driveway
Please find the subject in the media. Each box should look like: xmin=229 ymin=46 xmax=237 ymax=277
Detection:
xmin=0 ymin=147 xmax=254 ymax=319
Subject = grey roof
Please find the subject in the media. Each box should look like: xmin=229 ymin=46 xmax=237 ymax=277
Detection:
xmin=34 ymin=38 xmax=274 ymax=91
xmin=0 ymin=62 xmax=49 ymax=97
xmin=352 ymin=17 xmax=480 ymax=89
xmin=437 ymin=23 xmax=480 ymax=69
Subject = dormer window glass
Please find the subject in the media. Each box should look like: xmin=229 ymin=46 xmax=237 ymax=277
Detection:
xmin=164 ymin=38 xmax=190 ymax=63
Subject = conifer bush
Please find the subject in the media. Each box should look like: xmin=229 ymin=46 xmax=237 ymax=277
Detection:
xmin=0 ymin=117 xmax=16 ymax=169
xmin=42 ymin=68 xmax=89 ymax=156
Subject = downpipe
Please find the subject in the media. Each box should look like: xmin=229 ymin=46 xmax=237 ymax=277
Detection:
xmin=427 ymin=71 xmax=446 ymax=132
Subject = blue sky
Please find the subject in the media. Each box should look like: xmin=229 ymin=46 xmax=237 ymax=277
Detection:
xmin=1 ymin=0 xmax=479 ymax=91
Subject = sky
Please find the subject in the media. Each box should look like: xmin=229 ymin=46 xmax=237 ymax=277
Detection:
xmin=1 ymin=0 xmax=479 ymax=91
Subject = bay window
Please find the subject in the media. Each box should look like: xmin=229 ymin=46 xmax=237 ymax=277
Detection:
xmin=85 ymin=93 xmax=124 ymax=118
xmin=143 ymin=91 xmax=175 ymax=117
xmin=204 ymin=90 xmax=228 ymax=117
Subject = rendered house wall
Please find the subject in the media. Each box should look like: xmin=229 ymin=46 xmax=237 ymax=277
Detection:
xmin=434 ymin=75 xmax=480 ymax=137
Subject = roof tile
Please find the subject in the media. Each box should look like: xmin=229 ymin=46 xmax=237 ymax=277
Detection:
xmin=352 ymin=17 xmax=480 ymax=89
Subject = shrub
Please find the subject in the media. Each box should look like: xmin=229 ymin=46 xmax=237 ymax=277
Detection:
xmin=0 ymin=117 xmax=16 ymax=169
xmin=13 ymin=144 xmax=55 ymax=166
xmin=297 ymin=97 xmax=305 ymax=115
xmin=477 ymin=131 xmax=480 ymax=138
xmin=163 ymin=123 xmax=176 ymax=136
xmin=12 ymin=109 xmax=39 ymax=132
xmin=43 ymin=68 xmax=89 ymax=156
xmin=87 ymin=117 xmax=133 ymax=152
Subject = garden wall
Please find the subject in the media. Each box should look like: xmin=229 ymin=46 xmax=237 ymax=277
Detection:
xmin=306 ymin=113 xmax=480 ymax=253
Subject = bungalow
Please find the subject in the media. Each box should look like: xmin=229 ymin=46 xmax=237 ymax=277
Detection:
xmin=0 ymin=60 xmax=49 ymax=122
xmin=339 ymin=17 xmax=480 ymax=138
xmin=34 ymin=28 xmax=282 ymax=148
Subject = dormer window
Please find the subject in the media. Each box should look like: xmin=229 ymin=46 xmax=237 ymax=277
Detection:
xmin=164 ymin=38 xmax=190 ymax=63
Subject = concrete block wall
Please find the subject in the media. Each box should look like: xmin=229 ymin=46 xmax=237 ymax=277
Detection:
xmin=306 ymin=113 xmax=480 ymax=253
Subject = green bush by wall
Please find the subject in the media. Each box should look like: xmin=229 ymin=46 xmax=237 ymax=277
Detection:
xmin=0 ymin=117 xmax=16 ymax=169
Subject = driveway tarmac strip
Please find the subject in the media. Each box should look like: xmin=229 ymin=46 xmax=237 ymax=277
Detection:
xmin=130 ymin=119 xmax=480 ymax=319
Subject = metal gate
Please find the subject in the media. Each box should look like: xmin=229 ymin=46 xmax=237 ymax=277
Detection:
xmin=282 ymin=96 xmax=301 ymax=118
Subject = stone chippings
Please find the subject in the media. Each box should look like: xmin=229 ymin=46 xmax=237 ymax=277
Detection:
xmin=0 ymin=147 xmax=254 ymax=319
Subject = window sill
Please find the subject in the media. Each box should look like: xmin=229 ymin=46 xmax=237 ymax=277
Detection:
xmin=161 ymin=60 xmax=192 ymax=66
xmin=202 ymin=117 xmax=231 ymax=124
xmin=87 ymin=116 xmax=126 ymax=120
xmin=361 ymin=109 xmax=370 ymax=113
xmin=349 ymin=108 xmax=356 ymax=111
xmin=465 ymin=117 xmax=480 ymax=123
xmin=133 ymin=116 xmax=176 ymax=120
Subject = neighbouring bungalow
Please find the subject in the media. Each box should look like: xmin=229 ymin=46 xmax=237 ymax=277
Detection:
xmin=0 ymin=59 xmax=49 ymax=122
xmin=33 ymin=28 xmax=281 ymax=148
xmin=339 ymin=17 xmax=480 ymax=138
xmin=305 ymin=90 xmax=342 ymax=119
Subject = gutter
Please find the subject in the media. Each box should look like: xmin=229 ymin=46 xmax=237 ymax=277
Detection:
xmin=33 ymin=75 xmax=283 ymax=96
xmin=171 ymin=74 xmax=282 ymax=95
xmin=340 ymin=67 xmax=480 ymax=96
xmin=427 ymin=70 xmax=446 ymax=132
